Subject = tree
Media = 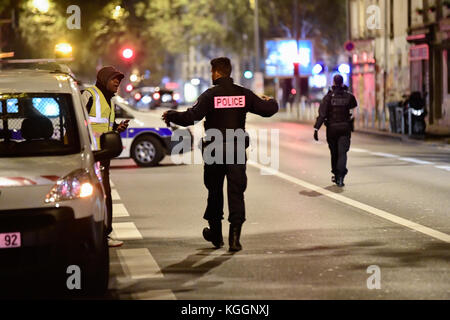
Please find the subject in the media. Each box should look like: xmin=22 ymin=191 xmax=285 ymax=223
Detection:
xmin=261 ymin=0 xmax=347 ymax=58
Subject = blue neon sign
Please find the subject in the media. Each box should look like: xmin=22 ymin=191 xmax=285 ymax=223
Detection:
xmin=264 ymin=39 xmax=314 ymax=77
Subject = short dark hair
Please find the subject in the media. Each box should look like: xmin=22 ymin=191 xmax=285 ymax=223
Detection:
xmin=333 ymin=74 xmax=344 ymax=86
xmin=211 ymin=57 xmax=232 ymax=77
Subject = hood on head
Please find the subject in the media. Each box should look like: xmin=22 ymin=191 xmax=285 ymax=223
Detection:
xmin=96 ymin=66 xmax=124 ymax=89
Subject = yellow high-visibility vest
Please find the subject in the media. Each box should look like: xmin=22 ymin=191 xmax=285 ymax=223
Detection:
xmin=85 ymin=86 xmax=115 ymax=149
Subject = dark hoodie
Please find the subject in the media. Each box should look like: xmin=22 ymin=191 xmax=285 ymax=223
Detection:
xmin=84 ymin=66 xmax=124 ymax=113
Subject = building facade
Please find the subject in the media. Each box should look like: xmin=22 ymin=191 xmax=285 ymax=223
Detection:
xmin=349 ymin=0 xmax=450 ymax=131
xmin=179 ymin=46 xmax=243 ymax=103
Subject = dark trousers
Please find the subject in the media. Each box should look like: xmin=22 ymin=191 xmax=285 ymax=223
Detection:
xmin=203 ymin=163 xmax=247 ymax=226
xmin=326 ymin=125 xmax=351 ymax=178
xmin=100 ymin=160 xmax=113 ymax=236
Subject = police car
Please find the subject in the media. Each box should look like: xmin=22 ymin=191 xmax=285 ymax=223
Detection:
xmin=112 ymin=95 xmax=191 ymax=167
xmin=0 ymin=60 xmax=121 ymax=296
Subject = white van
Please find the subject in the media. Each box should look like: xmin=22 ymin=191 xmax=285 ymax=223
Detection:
xmin=0 ymin=63 xmax=122 ymax=296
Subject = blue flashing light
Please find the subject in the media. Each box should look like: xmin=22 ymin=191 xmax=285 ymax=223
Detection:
xmin=312 ymin=64 xmax=324 ymax=75
xmin=338 ymin=63 xmax=351 ymax=74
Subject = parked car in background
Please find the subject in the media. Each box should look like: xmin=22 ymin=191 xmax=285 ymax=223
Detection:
xmin=130 ymin=86 xmax=179 ymax=110
xmin=113 ymin=96 xmax=191 ymax=167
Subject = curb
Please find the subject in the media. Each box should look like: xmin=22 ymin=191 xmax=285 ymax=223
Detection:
xmin=275 ymin=114 xmax=450 ymax=149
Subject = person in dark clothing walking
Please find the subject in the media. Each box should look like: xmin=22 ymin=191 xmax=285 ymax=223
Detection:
xmin=162 ymin=57 xmax=279 ymax=252
xmin=314 ymin=74 xmax=358 ymax=187
xmin=81 ymin=66 xmax=129 ymax=247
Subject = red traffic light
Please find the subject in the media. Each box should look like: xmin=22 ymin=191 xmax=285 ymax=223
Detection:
xmin=125 ymin=84 xmax=133 ymax=92
xmin=121 ymin=47 xmax=134 ymax=60
xmin=293 ymin=62 xmax=300 ymax=76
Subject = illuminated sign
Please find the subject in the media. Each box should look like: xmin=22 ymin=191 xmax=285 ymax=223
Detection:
xmin=264 ymin=39 xmax=314 ymax=77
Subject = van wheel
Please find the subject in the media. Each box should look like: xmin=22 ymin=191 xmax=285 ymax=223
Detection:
xmin=85 ymin=232 xmax=109 ymax=297
xmin=131 ymin=135 xmax=163 ymax=167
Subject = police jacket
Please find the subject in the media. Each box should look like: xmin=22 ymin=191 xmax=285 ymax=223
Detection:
xmin=165 ymin=77 xmax=279 ymax=133
xmin=314 ymin=85 xmax=357 ymax=130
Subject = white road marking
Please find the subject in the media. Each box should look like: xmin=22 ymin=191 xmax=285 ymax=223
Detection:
xmin=108 ymin=185 xmax=177 ymax=300
xmin=398 ymin=157 xmax=434 ymax=165
xmin=110 ymin=180 xmax=115 ymax=188
xmin=350 ymin=148 xmax=369 ymax=153
xmin=111 ymin=189 xmax=121 ymax=201
xmin=111 ymin=222 xmax=143 ymax=240
xmin=113 ymin=203 xmax=130 ymax=217
xmin=117 ymin=248 xmax=163 ymax=280
xmin=248 ymin=161 xmax=450 ymax=243
xmin=370 ymin=152 xmax=399 ymax=158
xmin=435 ymin=165 xmax=450 ymax=172
xmin=132 ymin=289 xmax=177 ymax=300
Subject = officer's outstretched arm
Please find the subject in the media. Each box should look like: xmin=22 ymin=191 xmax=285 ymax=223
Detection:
xmin=248 ymin=91 xmax=279 ymax=117
xmin=165 ymin=92 xmax=210 ymax=127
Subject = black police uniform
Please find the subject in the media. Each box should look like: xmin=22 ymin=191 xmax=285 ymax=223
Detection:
xmin=314 ymin=85 xmax=357 ymax=185
xmin=165 ymin=77 xmax=279 ymax=250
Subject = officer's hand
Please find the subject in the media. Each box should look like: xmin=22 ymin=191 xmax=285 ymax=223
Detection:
xmin=314 ymin=129 xmax=319 ymax=141
xmin=260 ymin=94 xmax=273 ymax=101
xmin=117 ymin=120 xmax=129 ymax=133
xmin=162 ymin=111 xmax=172 ymax=127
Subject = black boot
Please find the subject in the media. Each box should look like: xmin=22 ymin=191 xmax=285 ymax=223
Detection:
xmin=332 ymin=175 xmax=336 ymax=184
xmin=229 ymin=224 xmax=242 ymax=252
xmin=203 ymin=221 xmax=224 ymax=249
xmin=336 ymin=176 xmax=345 ymax=187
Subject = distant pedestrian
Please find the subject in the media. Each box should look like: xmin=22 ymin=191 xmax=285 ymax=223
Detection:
xmin=314 ymin=74 xmax=358 ymax=187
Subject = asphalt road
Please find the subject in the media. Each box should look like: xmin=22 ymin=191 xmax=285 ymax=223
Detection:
xmin=105 ymin=115 xmax=450 ymax=300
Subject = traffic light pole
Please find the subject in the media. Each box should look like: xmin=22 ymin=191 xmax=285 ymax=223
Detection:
xmin=346 ymin=0 xmax=353 ymax=93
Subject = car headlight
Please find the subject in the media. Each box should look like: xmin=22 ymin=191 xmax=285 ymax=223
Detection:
xmin=45 ymin=169 xmax=95 ymax=203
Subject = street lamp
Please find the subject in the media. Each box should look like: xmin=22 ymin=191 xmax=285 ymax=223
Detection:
xmin=32 ymin=0 xmax=50 ymax=13
xmin=55 ymin=42 xmax=72 ymax=58
xmin=112 ymin=5 xmax=123 ymax=19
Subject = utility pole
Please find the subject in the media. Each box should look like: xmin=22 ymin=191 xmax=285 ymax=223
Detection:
xmin=293 ymin=0 xmax=300 ymax=106
xmin=346 ymin=0 xmax=353 ymax=92
xmin=383 ymin=0 xmax=389 ymax=130
xmin=253 ymin=0 xmax=260 ymax=72
xmin=252 ymin=0 xmax=264 ymax=95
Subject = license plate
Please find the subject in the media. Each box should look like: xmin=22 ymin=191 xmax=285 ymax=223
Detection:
xmin=0 ymin=232 xmax=21 ymax=249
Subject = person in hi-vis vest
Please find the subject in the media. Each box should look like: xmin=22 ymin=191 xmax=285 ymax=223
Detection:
xmin=81 ymin=66 xmax=129 ymax=248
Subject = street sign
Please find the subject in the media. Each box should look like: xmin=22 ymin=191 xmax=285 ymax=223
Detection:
xmin=344 ymin=41 xmax=355 ymax=52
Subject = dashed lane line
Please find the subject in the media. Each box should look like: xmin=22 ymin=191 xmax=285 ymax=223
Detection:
xmin=109 ymin=180 xmax=176 ymax=300
xmin=117 ymin=248 xmax=164 ymax=280
xmin=111 ymin=222 xmax=143 ymax=240
xmin=350 ymin=149 xmax=450 ymax=170
xmin=248 ymin=160 xmax=450 ymax=243
xmin=111 ymin=189 xmax=121 ymax=201
xmin=112 ymin=203 xmax=130 ymax=218
xmin=132 ymin=289 xmax=177 ymax=300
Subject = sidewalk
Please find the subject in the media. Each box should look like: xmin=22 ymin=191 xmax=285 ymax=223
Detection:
xmin=272 ymin=110 xmax=450 ymax=148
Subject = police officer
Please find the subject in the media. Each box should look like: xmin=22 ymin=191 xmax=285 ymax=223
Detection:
xmin=314 ymin=74 xmax=357 ymax=187
xmin=162 ymin=57 xmax=278 ymax=252
xmin=81 ymin=66 xmax=129 ymax=247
